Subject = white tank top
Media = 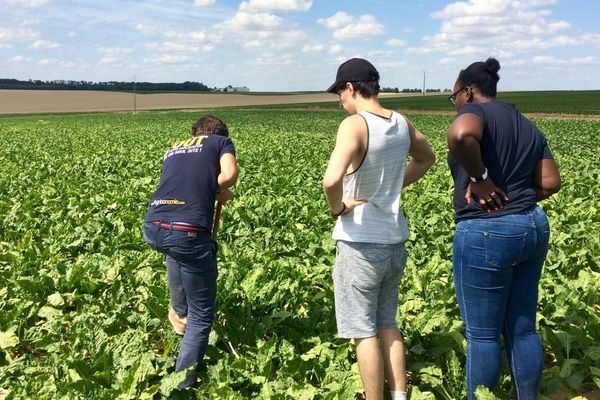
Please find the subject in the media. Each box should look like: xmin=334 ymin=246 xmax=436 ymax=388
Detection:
xmin=332 ymin=110 xmax=411 ymax=244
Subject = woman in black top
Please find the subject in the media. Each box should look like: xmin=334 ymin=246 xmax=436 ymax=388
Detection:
xmin=447 ymin=58 xmax=561 ymax=399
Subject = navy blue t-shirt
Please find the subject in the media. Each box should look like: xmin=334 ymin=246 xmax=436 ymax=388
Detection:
xmin=448 ymin=101 xmax=553 ymax=222
xmin=144 ymin=134 xmax=236 ymax=230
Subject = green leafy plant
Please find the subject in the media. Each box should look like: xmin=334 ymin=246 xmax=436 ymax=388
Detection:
xmin=0 ymin=110 xmax=598 ymax=398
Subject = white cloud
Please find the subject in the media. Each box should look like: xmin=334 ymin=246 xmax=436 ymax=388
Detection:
xmin=239 ymin=0 xmax=312 ymax=13
xmin=144 ymin=54 xmax=192 ymax=64
xmin=135 ymin=23 xmax=158 ymax=35
xmin=532 ymin=55 xmax=557 ymax=64
xmin=533 ymin=55 xmax=596 ymax=65
xmin=318 ymin=11 xmax=353 ymax=29
xmin=190 ymin=31 xmax=206 ymax=41
xmin=194 ymin=0 xmax=215 ymax=6
xmin=219 ymin=11 xmax=282 ymax=30
xmin=28 ymin=39 xmax=60 ymax=49
xmin=215 ymin=10 xmax=306 ymax=50
xmin=439 ymin=57 xmax=457 ymax=65
xmin=251 ymin=51 xmax=295 ymax=67
xmin=97 ymin=46 xmax=132 ymax=55
xmin=38 ymin=58 xmax=56 ymax=65
xmin=509 ymin=34 xmax=600 ymax=53
xmin=11 ymin=55 xmax=31 ymax=62
xmin=301 ymin=44 xmax=324 ymax=53
xmin=415 ymin=0 xmax=593 ymax=63
xmin=3 ymin=0 xmax=50 ymax=7
xmin=96 ymin=47 xmax=132 ymax=65
xmin=99 ymin=56 xmax=120 ymax=65
xmin=97 ymin=46 xmax=132 ymax=64
xmin=386 ymin=38 xmax=407 ymax=46
xmin=244 ymin=40 xmax=263 ymax=48
xmin=368 ymin=50 xmax=394 ymax=58
xmin=570 ymin=56 xmax=594 ymax=64
xmin=318 ymin=12 xmax=384 ymax=41
xmin=431 ymin=0 xmax=512 ymax=19
xmin=547 ymin=21 xmax=570 ymax=32
xmin=142 ymin=28 xmax=217 ymax=56
xmin=0 ymin=27 xmax=39 ymax=47
xmin=376 ymin=60 xmax=408 ymax=70
xmin=146 ymin=41 xmax=199 ymax=52
xmin=329 ymin=44 xmax=343 ymax=54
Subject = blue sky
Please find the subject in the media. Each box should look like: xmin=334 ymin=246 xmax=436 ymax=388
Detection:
xmin=1 ymin=0 xmax=599 ymax=91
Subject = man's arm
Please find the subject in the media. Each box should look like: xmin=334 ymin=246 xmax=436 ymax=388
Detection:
xmin=217 ymin=153 xmax=238 ymax=189
xmin=322 ymin=116 xmax=366 ymax=216
xmin=403 ymin=117 xmax=435 ymax=188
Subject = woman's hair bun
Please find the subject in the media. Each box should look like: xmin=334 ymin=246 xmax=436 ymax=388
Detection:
xmin=484 ymin=57 xmax=500 ymax=76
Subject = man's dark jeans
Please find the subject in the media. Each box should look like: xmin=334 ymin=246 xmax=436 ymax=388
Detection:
xmin=143 ymin=222 xmax=217 ymax=389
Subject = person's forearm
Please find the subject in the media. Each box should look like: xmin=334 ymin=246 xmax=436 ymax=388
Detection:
xmin=404 ymin=157 xmax=435 ymax=188
xmin=217 ymin=171 xmax=238 ymax=190
xmin=534 ymin=186 xmax=559 ymax=201
xmin=323 ymin=179 xmax=344 ymax=214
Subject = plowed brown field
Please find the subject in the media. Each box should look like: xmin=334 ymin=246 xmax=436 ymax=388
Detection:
xmin=0 ymin=90 xmax=416 ymax=115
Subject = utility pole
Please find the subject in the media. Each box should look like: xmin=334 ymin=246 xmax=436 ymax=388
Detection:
xmin=133 ymin=75 xmax=137 ymax=114
xmin=422 ymin=70 xmax=426 ymax=95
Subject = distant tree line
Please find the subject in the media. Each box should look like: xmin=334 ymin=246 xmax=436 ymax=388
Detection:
xmin=0 ymin=78 xmax=212 ymax=92
xmin=381 ymin=87 xmax=451 ymax=93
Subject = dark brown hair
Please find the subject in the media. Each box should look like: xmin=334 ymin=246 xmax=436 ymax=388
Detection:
xmin=191 ymin=115 xmax=229 ymax=137
xmin=333 ymin=80 xmax=380 ymax=99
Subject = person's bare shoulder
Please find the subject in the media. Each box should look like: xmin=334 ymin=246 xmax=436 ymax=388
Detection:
xmin=338 ymin=114 xmax=367 ymax=137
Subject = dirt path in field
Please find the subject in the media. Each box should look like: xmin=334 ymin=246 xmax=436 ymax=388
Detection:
xmin=1 ymin=90 xmax=597 ymax=120
xmin=0 ymin=90 xmax=423 ymax=115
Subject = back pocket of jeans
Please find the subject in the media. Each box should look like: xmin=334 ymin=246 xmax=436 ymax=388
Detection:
xmin=483 ymin=232 xmax=527 ymax=267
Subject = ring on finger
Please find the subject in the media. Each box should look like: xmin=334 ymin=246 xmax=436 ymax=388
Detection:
xmin=490 ymin=191 xmax=497 ymax=196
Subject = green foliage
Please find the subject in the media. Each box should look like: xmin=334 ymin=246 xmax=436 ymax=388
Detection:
xmin=0 ymin=110 xmax=598 ymax=398
xmin=243 ymin=91 xmax=600 ymax=115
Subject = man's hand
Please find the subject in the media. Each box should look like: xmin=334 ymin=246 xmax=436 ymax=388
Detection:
xmin=331 ymin=198 xmax=367 ymax=216
xmin=466 ymin=178 xmax=509 ymax=212
xmin=216 ymin=188 xmax=234 ymax=204
xmin=342 ymin=199 xmax=367 ymax=215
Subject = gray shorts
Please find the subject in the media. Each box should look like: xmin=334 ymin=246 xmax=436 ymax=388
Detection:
xmin=333 ymin=240 xmax=407 ymax=339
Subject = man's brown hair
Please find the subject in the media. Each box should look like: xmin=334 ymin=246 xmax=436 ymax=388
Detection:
xmin=191 ymin=115 xmax=229 ymax=137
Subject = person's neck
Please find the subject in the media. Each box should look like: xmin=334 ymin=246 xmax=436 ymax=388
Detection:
xmin=354 ymin=96 xmax=390 ymax=117
xmin=472 ymin=94 xmax=495 ymax=104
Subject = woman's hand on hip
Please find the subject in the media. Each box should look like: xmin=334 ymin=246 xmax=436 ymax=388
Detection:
xmin=466 ymin=179 xmax=509 ymax=212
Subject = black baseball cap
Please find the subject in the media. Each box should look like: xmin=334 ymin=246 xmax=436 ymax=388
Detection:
xmin=326 ymin=58 xmax=379 ymax=93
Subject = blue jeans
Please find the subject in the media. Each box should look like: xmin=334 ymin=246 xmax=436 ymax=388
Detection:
xmin=453 ymin=206 xmax=550 ymax=400
xmin=143 ymin=222 xmax=217 ymax=389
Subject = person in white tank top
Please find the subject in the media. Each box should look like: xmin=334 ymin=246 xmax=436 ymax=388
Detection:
xmin=322 ymin=58 xmax=435 ymax=400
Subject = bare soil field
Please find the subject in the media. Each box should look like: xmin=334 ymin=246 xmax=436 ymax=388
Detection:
xmin=0 ymin=90 xmax=418 ymax=115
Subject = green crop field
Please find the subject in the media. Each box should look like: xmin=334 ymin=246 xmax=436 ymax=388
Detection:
xmin=0 ymin=109 xmax=599 ymax=399
xmin=248 ymin=91 xmax=600 ymax=115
